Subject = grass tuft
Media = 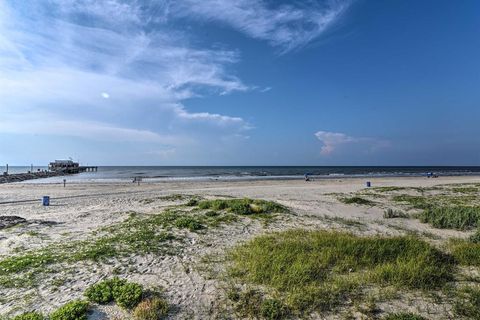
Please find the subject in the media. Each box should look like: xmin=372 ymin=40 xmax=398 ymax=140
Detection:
xmin=11 ymin=312 xmax=45 ymax=320
xmin=133 ymin=298 xmax=169 ymax=320
xmin=340 ymin=196 xmax=374 ymax=206
xmin=383 ymin=209 xmax=409 ymax=219
xmin=49 ymin=300 xmax=89 ymax=320
xmin=174 ymin=216 xmax=204 ymax=231
xmin=114 ymin=282 xmax=143 ymax=309
xmin=229 ymin=230 xmax=455 ymax=314
xmin=449 ymin=239 xmax=480 ymax=266
xmin=197 ymin=198 xmax=287 ymax=215
xmin=454 ymin=286 xmax=480 ymax=318
xmin=420 ymin=206 xmax=480 ymax=230
xmin=392 ymin=195 xmax=431 ymax=210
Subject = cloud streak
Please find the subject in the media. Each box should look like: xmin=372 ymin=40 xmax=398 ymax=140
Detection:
xmin=172 ymin=0 xmax=352 ymax=52
xmin=0 ymin=0 xmax=251 ymax=151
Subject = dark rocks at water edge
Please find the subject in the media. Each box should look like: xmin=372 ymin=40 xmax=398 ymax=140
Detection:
xmin=0 ymin=171 xmax=65 ymax=184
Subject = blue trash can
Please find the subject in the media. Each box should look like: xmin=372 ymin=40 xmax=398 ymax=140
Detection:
xmin=366 ymin=181 xmax=371 ymax=188
xmin=42 ymin=196 xmax=50 ymax=206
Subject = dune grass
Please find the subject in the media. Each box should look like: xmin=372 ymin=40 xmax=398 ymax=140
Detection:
xmin=383 ymin=209 xmax=409 ymax=219
xmin=382 ymin=313 xmax=426 ymax=320
xmin=197 ymin=198 xmax=287 ymax=215
xmin=454 ymin=286 xmax=480 ymax=318
xmin=340 ymin=196 xmax=374 ymax=206
xmin=419 ymin=206 xmax=480 ymax=230
xmin=449 ymin=239 xmax=480 ymax=266
xmin=392 ymin=195 xmax=431 ymax=210
xmin=228 ymin=230 xmax=455 ymax=315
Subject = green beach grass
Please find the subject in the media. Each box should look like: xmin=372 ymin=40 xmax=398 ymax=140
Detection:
xmin=228 ymin=230 xmax=455 ymax=315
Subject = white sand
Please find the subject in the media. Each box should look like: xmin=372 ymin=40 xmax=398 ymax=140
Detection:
xmin=1 ymin=175 xmax=479 ymax=319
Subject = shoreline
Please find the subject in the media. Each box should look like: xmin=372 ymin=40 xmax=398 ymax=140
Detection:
xmin=13 ymin=172 xmax=480 ymax=185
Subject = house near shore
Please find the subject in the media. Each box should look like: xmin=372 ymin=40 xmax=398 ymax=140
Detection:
xmin=48 ymin=160 xmax=80 ymax=173
xmin=48 ymin=160 xmax=98 ymax=173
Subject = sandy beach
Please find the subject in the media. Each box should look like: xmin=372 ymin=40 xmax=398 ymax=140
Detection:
xmin=1 ymin=175 xmax=480 ymax=319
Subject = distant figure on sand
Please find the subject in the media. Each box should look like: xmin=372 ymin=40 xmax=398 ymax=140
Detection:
xmin=304 ymin=173 xmax=310 ymax=182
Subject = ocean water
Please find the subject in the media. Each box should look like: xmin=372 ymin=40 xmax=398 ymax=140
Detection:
xmin=2 ymin=166 xmax=480 ymax=183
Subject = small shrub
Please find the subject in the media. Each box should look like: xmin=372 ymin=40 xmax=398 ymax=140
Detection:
xmin=84 ymin=280 xmax=114 ymax=304
xmin=12 ymin=312 xmax=45 ymax=320
xmin=114 ymin=282 xmax=143 ymax=309
xmin=85 ymin=277 xmax=144 ymax=310
xmin=174 ymin=217 xmax=204 ymax=231
xmin=229 ymin=200 xmax=253 ymax=215
xmin=50 ymin=300 xmax=89 ymax=320
xmin=383 ymin=209 xmax=409 ymax=219
xmin=133 ymin=298 xmax=169 ymax=320
xmin=205 ymin=211 xmax=219 ymax=217
xmin=382 ymin=313 xmax=426 ymax=320
xmin=341 ymin=197 xmax=374 ymax=206
xmin=260 ymin=299 xmax=289 ymax=320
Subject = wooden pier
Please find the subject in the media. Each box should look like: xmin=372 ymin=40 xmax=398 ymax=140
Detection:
xmin=0 ymin=160 xmax=98 ymax=184
xmin=78 ymin=166 xmax=98 ymax=173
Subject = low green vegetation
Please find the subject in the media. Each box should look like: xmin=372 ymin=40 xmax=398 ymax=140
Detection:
xmin=340 ymin=196 xmax=374 ymax=206
xmin=454 ymin=286 xmax=480 ymax=318
xmin=49 ymin=300 xmax=89 ymax=320
xmin=419 ymin=206 xmax=480 ymax=230
xmin=382 ymin=313 xmax=426 ymax=320
xmin=0 ymin=197 xmax=286 ymax=290
xmin=0 ymin=213 xmax=176 ymax=289
xmin=452 ymin=187 xmax=478 ymax=194
xmin=197 ymin=198 xmax=287 ymax=215
xmin=174 ymin=216 xmax=204 ymax=231
xmin=392 ymin=195 xmax=431 ymax=210
xmin=449 ymin=239 xmax=480 ymax=266
xmin=383 ymin=208 xmax=409 ymax=219
xmin=115 ymin=282 xmax=144 ymax=309
xmin=11 ymin=312 xmax=44 ymax=320
xmin=133 ymin=297 xmax=169 ymax=320
xmin=470 ymin=228 xmax=480 ymax=243
xmin=159 ymin=194 xmax=191 ymax=201
xmin=228 ymin=230 xmax=455 ymax=315
xmin=372 ymin=187 xmax=407 ymax=192
xmin=85 ymin=277 xmax=143 ymax=309
xmin=227 ymin=288 xmax=289 ymax=320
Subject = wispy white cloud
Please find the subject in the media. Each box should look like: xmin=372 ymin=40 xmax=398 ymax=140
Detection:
xmin=0 ymin=115 xmax=186 ymax=145
xmin=172 ymin=0 xmax=352 ymax=52
xmin=0 ymin=0 xmax=251 ymax=151
xmin=315 ymin=131 xmax=389 ymax=155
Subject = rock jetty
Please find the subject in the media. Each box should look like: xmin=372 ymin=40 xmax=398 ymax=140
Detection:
xmin=0 ymin=171 xmax=66 ymax=184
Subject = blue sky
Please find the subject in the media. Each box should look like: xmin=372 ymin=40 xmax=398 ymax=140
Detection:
xmin=1 ymin=0 xmax=479 ymax=166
